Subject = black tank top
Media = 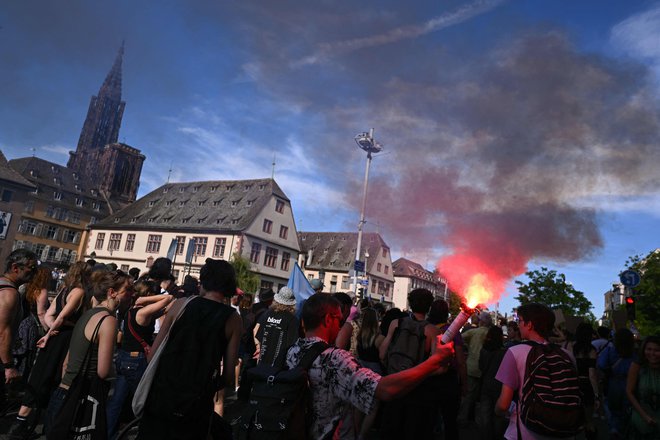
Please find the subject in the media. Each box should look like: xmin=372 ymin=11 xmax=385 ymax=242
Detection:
xmin=122 ymin=308 xmax=155 ymax=352
xmin=55 ymin=287 xmax=84 ymax=328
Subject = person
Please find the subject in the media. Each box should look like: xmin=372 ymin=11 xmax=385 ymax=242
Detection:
xmin=285 ymin=293 xmax=455 ymax=440
xmin=427 ymin=298 xmax=468 ymax=440
xmin=504 ymin=320 xmax=521 ymax=348
xmin=147 ymin=257 xmax=173 ymax=336
xmin=334 ymin=292 xmax=357 ymax=352
xmin=106 ymin=279 xmax=173 ymax=438
xmin=378 ymin=288 xmax=443 ymax=440
xmin=592 ymin=326 xmax=611 ymax=355
xmin=458 ymin=311 xmax=493 ymax=426
xmin=598 ymin=327 xmax=635 ymax=437
xmin=626 ymin=335 xmax=660 ymax=439
xmin=379 ymin=307 xmax=405 ymax=337
xmin=310 ymin=278 xmax=324 ymax=294
xmin=8 ymin=260 xmax=91 ymax=439
xmin=566 ymin=322 xmax=600 ymax=439
xmin=478 ymin=325 xmax=507 ymax=440
xmin=0 ymin=250 xmax=38 ymax=410
xmin=494 ymin=303 xmax=576 ymax=440
xmin=13 ymin=267 xmax=50 ymax=381
xmin=44 ymin=269 xmax=134 ymax=436
xmin=136 ymin=258 xmax=242 ymax=439
xmin=253 ymin=286 xmax=300 ymax=369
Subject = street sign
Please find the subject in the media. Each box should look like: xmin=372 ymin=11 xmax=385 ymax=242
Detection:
xmin=354 ymin=260 xmax=365 ymax=273
xmin=359 ymin=279 xmax=369 ymax=286
xmin=620 ymin=269 xmax=641 ymax=287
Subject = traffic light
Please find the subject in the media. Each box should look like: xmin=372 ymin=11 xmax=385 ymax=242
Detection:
xmin=358 ymin=287 xmax=365 ymax=298
xmin=625 ymin=296 xmax=636 ymax=320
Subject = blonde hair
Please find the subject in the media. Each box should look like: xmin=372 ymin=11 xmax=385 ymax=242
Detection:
xmin=64 ymin=261 xmax=91 ymax=289
xmin=270 ymin=302 xmax=296 ymax=315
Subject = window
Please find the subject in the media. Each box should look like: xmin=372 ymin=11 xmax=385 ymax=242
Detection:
xmin=75 ymin=197 xmax=84 ymax=207
xmin=259 ymin=184 xmax=266 ymax=190
xmin=193 ymin=186 xmax=201 ymax=193
xmin=179 ymin=187 xmax=185 ymax=193
xmin=176 ymin=236 xmax=185 ymax=255
xmin=1 ymin=189 xmax=13 ymax=202
xmin=264 ymin=247 xmax=278 ymax=268
xmin=44 ymin=225 xmax=58 ymax=240
xmin=23 ymin=201 xmax=34 ymax=213
xmin=95 ymin=233 xmax=105 ymax=250
xmin=89 ymin=216 xmax=97 ymax=225
xmin=193 ymin=237 xmax=208 ymax=256
xmin=213 ymin=238 xmax=226 ymax=258
xmin=281 ymin=252 xmax=290 ymax=271
xmin=377 ymin=263 xmax=382 ymax=272
xmin=244 ymin=184 xmax=252 ymax=191
xmin=108 ymin=233 xmax=122 ymax=251
xmin=125 ymin=234 xmax=135 ymax=252
xmin=250 ymin=243 xmax=261 ymax=264
xmin=163 ymin=187 xmax=169 ymax=194
xmin=384 ymin=265 xmax=389 ymax=275
xmin=231 ymin=200 xmax=238 ymax=207
xmin=371 ymin=282 xmax=376 ymax=293
xmin=341 ymin=276 xmax=350 ymax=289
xmin=382 ymin=248 xmax=388 ymax=258
xmin=210 ymin=186 xmax=217 ymax=192
xmin=146 ymin=234 xmax=162 ymax=253
xmin=45 ymin=205 xmax=55 ymax=217
xmin=68 ymin=211 xmax=81 ymax=224
xmin=279 ymin=225 xmax=288 ymax=240
xmin=92 ymin=202 xmax=100 ymax=211
xmin=120 ymin=264 xmax=129 ymax=272
xmin=262 ymin=219 xmax=273 ymax=234
xmin=260 ymin=280 xmax=273 ymax=290
xmin=198 ymin=201 xmax=206 ymax=207
xmin=275 ymin=200 xmax=285 ymax=213
xmin=62 ymin=230 xmax=77 ymax=243
xmin=19 ymin=220 xmax=37 ymax=235
xmin=53 ymin=191 xmax=62 ymax=201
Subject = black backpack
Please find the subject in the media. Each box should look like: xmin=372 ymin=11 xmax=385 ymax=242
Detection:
xmin=385 ymin=316 xmax=427 ymax=374
xmin=235 ymin=341 xmax=329 ymax=440
xmin=518 ymin=342 xmax=584 ymax=438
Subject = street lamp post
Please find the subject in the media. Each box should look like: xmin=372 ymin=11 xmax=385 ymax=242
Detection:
xmin=353 ymin=128 xmax=382 ymax=298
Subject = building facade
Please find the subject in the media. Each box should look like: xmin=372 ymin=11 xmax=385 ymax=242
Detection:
xmin=86 ymin=179 xmax=300 ymax=291
xmin=392 ymin=257 xmax=447 ymax=310
xmin=298 ymin=231 xmax=394 ymax=304
xmin=0 ymin=152 xmax=36 ymax=265
xmin=8 ymin=157 xmax=111 ymax=266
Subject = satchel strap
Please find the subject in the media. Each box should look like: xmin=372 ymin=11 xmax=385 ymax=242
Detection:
xmin=127 ymin=308 xmax=150 ymax=353
xmin=298 ymin=341 xmax=330 ymax=371
xmin=80 ymin=314 xmax=110 ymax=375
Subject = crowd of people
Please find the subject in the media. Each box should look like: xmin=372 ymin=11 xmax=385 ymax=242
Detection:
xmin=0 ymin=247 xmax=658 ymax=440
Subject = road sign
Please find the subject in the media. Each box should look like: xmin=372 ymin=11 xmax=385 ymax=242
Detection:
xmin=359 ymin=279 xmax=369 ymax=286
xmin=354 ymin=260 xmax=365 ymax=272
xmin=620 ymin=269 xmax=641 ymax=287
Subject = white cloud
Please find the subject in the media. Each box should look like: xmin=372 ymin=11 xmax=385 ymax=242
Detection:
xmin=40 ymin=144 xmax=71 ymax=155
xmin=611 ymin=4 xmax=660 ymax=81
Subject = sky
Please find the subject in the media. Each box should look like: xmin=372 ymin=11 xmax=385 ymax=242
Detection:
xmin=2 ymin=0 xmax=660 ymax=318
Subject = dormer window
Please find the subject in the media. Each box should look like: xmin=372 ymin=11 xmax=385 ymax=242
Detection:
xmin=92 ymin=202 xmax=100 ymax=211
xmin=259 ymin=184 xmax=266 ymax=190
xmin=179 ymin=187 xmax=185 ymax=193
xmin=53 ymin=177 xmax=60 ymax=185
xmin=114 ymin=217 xmax=120 ymax=223
xmin=182 ymin=217 xmax=190 ymax=224
xmin=193 ymin=186 xmax=200 ymax=193
xmin=51 ymin=165 xmax=59 ymax=173
xmin=244 ymin=184 xmax=252 ymax=191
xmin=72 ymin=172 xmax=79 ymax=181
xmin=30 ymin=170 xmax=38 ymax=178
xmin=163 ymin=187 xmax=169 ymax=194
xmin=226 ymin=184 xmax=234 ymax=192
xmin=213 ymin=200 xmax=221 ymax=207
xmin=246 ymin=200 xmax=253 ymax=207
xmin=53 ymin=191 xmax=62 ymax=201
xmin=148 ymin=217 xmax=156 ymax=223
xmin=74 ymin=184 xmax=81 ymax=192
xmin=130 ymin=217 xmax=137 ymax=224
xmin=231 ymin=219 xmax=239 ymax=225
xmin=75 ymin=198 xmax=84 ymax=207
xmin=198 ymin=200 xmax=206 ymax=207
xmin=179 ymin=200 xmax=187 ymax=207
xmin=210 ymin=186 xmax=217 ymax=192
xmin=90 ymin=189 xmax=97 ymax=196
xmin=231 ymin=200 xmax=238 ymax=207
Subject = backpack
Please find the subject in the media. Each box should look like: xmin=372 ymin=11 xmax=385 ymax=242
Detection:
xmin=143 ymin=299 xmax=234 ymax=422
xmin=386 ymin=316 xmax=427 ymax=374
xmin=235 ymin=341 xmax=329 ymax=440
xmin=518 ymin=342 xmax=584 ymax=438
xmin=256 ymin=310 xmax=299 ymax=369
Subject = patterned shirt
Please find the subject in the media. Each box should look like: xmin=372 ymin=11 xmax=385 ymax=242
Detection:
xmin=286 ymin=337 xmax=380 ymax=440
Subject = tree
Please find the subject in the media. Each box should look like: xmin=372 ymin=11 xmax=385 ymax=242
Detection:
xmin=230 ymin=252 xmax=260 ymax=294
xmin=623 ymin=250 xmax=660 ymax=337
xmin=515 ymin=267 xmax=595 ymax=321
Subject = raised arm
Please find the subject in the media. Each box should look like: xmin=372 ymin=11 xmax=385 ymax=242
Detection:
xmin=335 ymin=322 xmax=353 ymax=350
xmin=135 ymin=295 xmax=174 ymax=326
xmin=0 ymin=288 xmax=19 ymax=382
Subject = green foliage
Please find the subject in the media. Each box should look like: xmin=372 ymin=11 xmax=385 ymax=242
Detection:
xmin=230 ymin=252 xmax=260 ymax=293
xmin=624 ymin=250 xmax=660 ymax=337
xmin=447 ymin=290 xmax=462 ymax=317
xmin=515 ymin=267 xmax=595 ymax=321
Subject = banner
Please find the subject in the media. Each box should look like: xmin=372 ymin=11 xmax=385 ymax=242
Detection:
xmin=166 ymin=238 xmax=178 ymax=261
xmin=185 ymin=238 xmax=196 ymax=263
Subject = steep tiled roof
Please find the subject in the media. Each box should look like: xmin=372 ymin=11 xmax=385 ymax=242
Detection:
xmin=298 ymin=232 xmax=389 ymax=272
xmin=9 ymin=156 xmax=110 ymax=217
xmin=392 ymin=257 xmax=436 ymax=282
xmin=0 ymin=151 xmax=35 ymax=189
xmin=93 ymin=178 xmax=289 ymax=232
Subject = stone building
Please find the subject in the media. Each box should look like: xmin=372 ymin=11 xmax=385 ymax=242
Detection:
xmin=298 ymin=231 xmax=394 ymax=304
xmin=67 ymin=43 xmax=144 ymax=210
xmin=392 ymin=257 xmax=447 ymax=310
xmin=85 ymin=178 xmax=300 ymax=291
xmin=0 ymin=152 xmax=36 ymax=265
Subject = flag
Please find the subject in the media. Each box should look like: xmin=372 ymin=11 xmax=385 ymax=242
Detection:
xmin=287 ymin=262 xmax=315 ymax=316
xmin=166 ymin=238 xmax=178 ymax=261
xmin=185 ymin=238 xmax=196 ymax=263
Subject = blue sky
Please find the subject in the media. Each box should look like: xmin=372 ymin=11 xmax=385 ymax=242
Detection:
xmin=2 ymin=0 xmax=660 ymax=318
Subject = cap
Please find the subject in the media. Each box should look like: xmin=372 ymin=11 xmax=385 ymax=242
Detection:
xmin=311 ymin=279 xmax=324 ymax=290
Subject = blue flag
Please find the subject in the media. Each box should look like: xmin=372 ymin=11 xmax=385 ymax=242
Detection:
xmin=166 ymin=238 xmax=178 ymax=261
xmin=185 ymin=238 xmax=196 ymax=263
xmin=287 ymin=262 xmax=315 ymax=316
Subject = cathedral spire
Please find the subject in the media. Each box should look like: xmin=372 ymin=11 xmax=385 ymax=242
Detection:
xmin=98 ymin=41 xmax=124 ymax=101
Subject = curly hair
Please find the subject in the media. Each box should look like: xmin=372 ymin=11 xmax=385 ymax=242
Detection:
xmin=25 ymin=267 xmax=51 ymax=306
xmin=64 ymin=261 xmax=91 ymax=290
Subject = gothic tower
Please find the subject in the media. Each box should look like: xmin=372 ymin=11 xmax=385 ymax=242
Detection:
xmin=67 ymin=43 xmax=145 ymax=211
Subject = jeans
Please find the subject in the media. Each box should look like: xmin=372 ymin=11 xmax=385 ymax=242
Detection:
xmin=44 ymin=386 xmax=68 ymax=435
xmin=106 ymin=350 xmax=147 ymax=438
